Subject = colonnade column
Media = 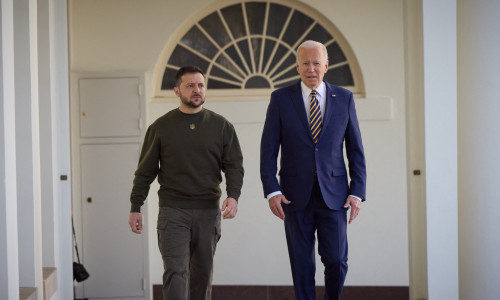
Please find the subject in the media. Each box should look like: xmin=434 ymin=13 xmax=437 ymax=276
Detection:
xmin=422 ymin=0 xmax=459 ymax=299
xmin=458 ymin=1 xmax=500 ymax=299
xmin=51 ymin=0 xmax=73 ymax=297
xmin=14 ymin=0 xmax=43 ymax=299
xmin=0 ymin=0 xmax=20 ymax=298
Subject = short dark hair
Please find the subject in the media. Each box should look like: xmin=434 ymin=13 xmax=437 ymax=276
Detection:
xmin=175 ymin=66 xmax=205 ymax=87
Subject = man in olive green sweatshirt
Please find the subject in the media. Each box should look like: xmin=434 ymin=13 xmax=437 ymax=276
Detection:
xmin=128 ymin=66 xmax=244 ymax=300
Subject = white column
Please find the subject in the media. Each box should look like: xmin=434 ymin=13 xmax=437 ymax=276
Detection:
xmin=0 ymin=0 xmax=20 ymax=299
xmin=458 ymin=0 xmax=500 ymax=299
xmin=422 ymin=0 xmax=459 ymax=299
xmin=51 ymin=0 xmax=74 ymax=298
xmin=14 ymin=0 xmax=43 ymax=298
xmin=38 ymin=0 xmax=57 ymax=268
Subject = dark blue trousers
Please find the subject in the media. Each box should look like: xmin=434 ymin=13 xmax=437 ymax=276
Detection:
xmin=284 ymin=179 xmax=348 ymax=300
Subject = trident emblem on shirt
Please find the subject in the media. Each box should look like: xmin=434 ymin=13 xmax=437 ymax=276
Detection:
xmin=190 ymin=123 xmax=195 ymax=130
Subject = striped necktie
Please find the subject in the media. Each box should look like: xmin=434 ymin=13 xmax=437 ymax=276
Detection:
xmin=309 ymin=90 xmax=322 ymax=144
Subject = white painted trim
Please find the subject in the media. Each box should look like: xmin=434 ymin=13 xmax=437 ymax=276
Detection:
xmin=0 ymin=0 xmax=20 ymax=299
xmin=404 ymin=1 xmax=428 ymax=299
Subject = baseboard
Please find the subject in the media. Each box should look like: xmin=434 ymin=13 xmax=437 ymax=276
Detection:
xmin=153 ymin=284 xmax=409 ymax=300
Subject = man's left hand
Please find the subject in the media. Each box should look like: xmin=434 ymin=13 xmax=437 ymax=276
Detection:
xmin=343 ymin=196 xmax=361 ymax=224
xmin=221 ymin=197 xmax=238 ymax=219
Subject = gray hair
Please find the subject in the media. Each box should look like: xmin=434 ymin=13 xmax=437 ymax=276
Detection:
xmin=296 ymin=40 xmax=328 ymax=63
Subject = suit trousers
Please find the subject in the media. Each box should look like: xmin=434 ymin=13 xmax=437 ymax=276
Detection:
xmin=284 ymin=178 xmax=348 ymax=300
xmin=157 ymin=207 xmax=221 ymax=300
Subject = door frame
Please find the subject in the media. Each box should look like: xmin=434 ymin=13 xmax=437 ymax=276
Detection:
xmin=404 ymin=1 xmax=428 ymax=299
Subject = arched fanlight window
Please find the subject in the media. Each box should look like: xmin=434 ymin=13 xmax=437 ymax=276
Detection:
xmin=153 ymin=0 xmax=364 ymax=100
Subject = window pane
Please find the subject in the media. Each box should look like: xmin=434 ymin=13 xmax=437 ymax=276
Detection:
xmin=266 ymin=3 xmax=291 ymax=38
xmin=301 ymin=24 xmax=333 ymax=45
xmin=224 ymin=45 xmax=248 ymax=76
xmin=215 ymin=53 xmax=245 ymax=78
xmin=209 ymin=65 xmax=242 ymax=83
xmin=221 ymin=4 xmax=246 ymax=39
xmin=324 ymin=64 xmax=354 ymax=86
xmin=208 ymin=78 xmax=241 ymax=89
xmin=199 ymin=12 xmax=232 ymax=47
xmin=282 ymin=10 xmax=314 ymax=46
xmin=326 ymin=41 xmax=347 ymax=65
xmin=245 ymin=2 xmax=267 ymax=35
xmin=167 ymin=45 xmax=209 ymax=71
xmin=181 ymin=26 xmax=218 ymax=58
xmin=161 ymin=67 xmax=178 ymax=90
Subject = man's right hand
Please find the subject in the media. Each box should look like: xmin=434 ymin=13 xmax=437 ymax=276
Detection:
xmin=268 ymin=194 xmax=291 ymax=220
xmin=129 ymin=212 xmax=143 ymax=234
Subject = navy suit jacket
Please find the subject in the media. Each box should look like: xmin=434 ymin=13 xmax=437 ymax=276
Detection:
xmin=260 ymin=80 xmax=366 ymax=212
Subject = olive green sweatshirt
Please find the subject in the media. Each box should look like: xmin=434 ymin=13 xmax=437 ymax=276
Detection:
xmin=130 ymin=108 xmax=244 ymax=212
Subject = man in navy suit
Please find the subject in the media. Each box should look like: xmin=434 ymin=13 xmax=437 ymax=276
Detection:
xmin=260 ymin=40 xmax=366 ymax=300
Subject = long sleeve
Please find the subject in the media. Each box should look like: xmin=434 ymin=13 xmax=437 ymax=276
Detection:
xmin=260 ymin=91 xmax=282 ymax=197
xmin=221 ymin=122 xmax=244 ymax=201
xmin=130 ymin=125 xmax=160 ymax=212
xmin=344 ymin=93 xmax=367 ymax=200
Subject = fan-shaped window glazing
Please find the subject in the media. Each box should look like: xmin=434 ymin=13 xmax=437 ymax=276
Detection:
xmin=153 ymin=0 xmax=364 ymax=100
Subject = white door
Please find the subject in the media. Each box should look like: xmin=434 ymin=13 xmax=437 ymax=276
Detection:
xmin=76 ymin=76 xmax=146 ymax=299
xmin=81 ymin=143 xmax=144 ymax=298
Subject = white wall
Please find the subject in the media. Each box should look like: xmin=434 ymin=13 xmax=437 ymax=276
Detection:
xmin=69 ymin=0 xmax=409 ymax=289
xmin=458 ymin=0 xmax=500 ymax=299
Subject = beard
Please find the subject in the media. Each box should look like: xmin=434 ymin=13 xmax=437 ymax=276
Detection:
xmin=179 ymin=91 xmax=205 ymax=108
